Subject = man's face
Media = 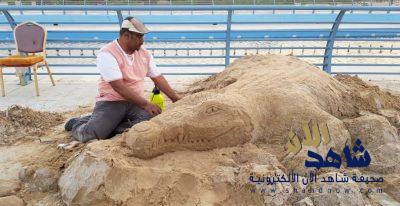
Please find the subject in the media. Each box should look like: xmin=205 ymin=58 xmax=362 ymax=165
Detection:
xmin=127 ymin=31 xmax=144 ymax=52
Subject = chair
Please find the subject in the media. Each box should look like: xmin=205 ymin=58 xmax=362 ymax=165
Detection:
xmin=0 ymin=21 xmax=55 ymax=97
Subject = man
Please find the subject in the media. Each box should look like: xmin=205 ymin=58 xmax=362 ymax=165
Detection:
xmin=64 ymin=17 xmax=181 ymax=143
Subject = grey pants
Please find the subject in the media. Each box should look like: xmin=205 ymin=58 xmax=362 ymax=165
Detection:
xmin=71 ymin=101 xmax=152 ymax=143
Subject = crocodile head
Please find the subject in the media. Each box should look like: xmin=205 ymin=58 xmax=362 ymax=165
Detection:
xmin=123 ymin=91 xmax=254 ymax=159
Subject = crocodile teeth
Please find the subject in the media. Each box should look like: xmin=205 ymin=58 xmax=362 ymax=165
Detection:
xmin=177 ymin=134 xmax=185 ymax=143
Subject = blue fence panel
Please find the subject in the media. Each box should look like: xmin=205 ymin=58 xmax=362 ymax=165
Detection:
xmin=2 ymin=14 xmax=400 ymax=25
xmin=0 ymin=5 xmax=400 ymax=76
xmin=1 ymin=29 xmax=399 ymax=42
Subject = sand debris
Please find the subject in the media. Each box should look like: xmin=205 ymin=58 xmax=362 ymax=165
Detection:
xmin=0 ymin=105 xmax=64 ymax=145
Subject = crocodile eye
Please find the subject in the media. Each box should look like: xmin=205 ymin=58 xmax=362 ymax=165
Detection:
xmin=206 ymin=106 xmax=221 ymax=114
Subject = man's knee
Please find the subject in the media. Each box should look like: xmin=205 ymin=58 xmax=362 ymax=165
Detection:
xmin=139 ymin=109 xmax=152 ymax=120
xmin=72 ymin=123 xmax=96 ymax=143
xmin=72 ymin=123 xmax=111 ymax=143
xmin=131 ymin=109 xmax=152 ymax=125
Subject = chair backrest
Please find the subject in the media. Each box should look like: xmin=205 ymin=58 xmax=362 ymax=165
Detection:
xmin=14 ymin=21 xmax=46 ymax=53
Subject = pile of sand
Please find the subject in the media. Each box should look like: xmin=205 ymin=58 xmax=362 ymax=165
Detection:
xmin=0 ymin=106 xmax=87 ymax=205
xmin=57 ymin=55 xmax=400 ymax=205
xmin=335 ymin=75 xmax=400 ymax=114
xmin=0 ymin=105 xmax=64 ymax=145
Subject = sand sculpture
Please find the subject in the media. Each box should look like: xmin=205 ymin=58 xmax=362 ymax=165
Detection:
xmin=123 ymin=54 xmax=362 ymax=159
xmin=58 ymin=55 xmax=400 ymax=205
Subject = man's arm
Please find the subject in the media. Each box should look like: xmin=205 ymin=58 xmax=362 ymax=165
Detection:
xmin=150 ymin=75 xmax=181 ymax=102
xmin=109 ymin=80 xmax=161 ymax=115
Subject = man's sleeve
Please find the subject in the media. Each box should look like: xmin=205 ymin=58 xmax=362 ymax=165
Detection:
xmin=146 ymin=53 xmax=162 ymax=78
xmin=96 ymin=52 xmax=123 ymax=82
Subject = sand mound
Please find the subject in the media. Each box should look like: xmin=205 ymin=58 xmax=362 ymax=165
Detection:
xmin=59 ymin=55 xmax=400 ymax=205
xmin=0 ymin=105 xmax=64 ymax=145
xmin=123 ymin=55 xmax=360 ymax=159
xmin=335 ymin=75 xmax=400 ymax=114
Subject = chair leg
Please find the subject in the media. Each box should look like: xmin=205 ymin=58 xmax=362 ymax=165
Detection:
xmin=0 ymin=67 xmax=5 ymax=97
xmin=44 ymin=61 xmax=55 ymax=86
xmin=33 ymin=64 xmax=39 ymax=96
xmin=17 ymin=71 xmax=25 ymax=86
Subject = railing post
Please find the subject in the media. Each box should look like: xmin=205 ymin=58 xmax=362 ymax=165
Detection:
xmin=388 ymin=0 xmax=393 ymax=13
xmin=128 ymin=0 xmax=131 ymax=15
xmin=106 ymin=0 xmax=109 ymax=14
xmin=19 ymin=1 xmax=22 ymax=14
xmin=273 ymin=0 xmax=276 ymax=14
xmin=84 ymin=0 xmax=87 ymax=14
xmin=117 ymin=10 xmax=123 ymax=26
xmin=2 ymin=10 xmax=31 ymax=85
xmin=252 ymin=0 xmax=255 ymax=14
xmin=293 ymin=0 xmax=295 ymax=14
xmin=351 ymin=0 xmax=354 ymax=13
xmin=1 ymin=10 xmax=17 ymax=30
xmin=212 ymin=0 xmax=215 ymax=14
xmin=312 ymin=0 xmax=316 ymax=13
xmin=190 ymin=0 xmax=193 ymax=15
xmin=232 ymin=0 xmax=235 ymax=14
xmin=41 ymin=0 xmax=44 ymax=14
xmin=225 ymin=10 xmax=233 ymax=67
xmin=369 ymin=0 xmax=373 ymax=13
xmin=149 ymin=0 xmax=152 ymax=14
xmin=63 ymin=0 xmax=66 ymax=14
xmin=323 ymin=10 xmax=346 ymax=74
xmin=170 ymin=0 xmax=172 ymax=14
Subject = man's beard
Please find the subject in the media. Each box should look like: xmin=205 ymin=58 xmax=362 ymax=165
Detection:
xmin=131 ymin=45 xmax=141 ymax=52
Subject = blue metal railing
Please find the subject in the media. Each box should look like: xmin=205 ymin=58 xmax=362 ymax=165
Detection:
xmin=7 ymin=0 xmax=399 ymax=6
xmin=1 ymin=5 xmax=400 ymax=11
xmin=0 ymin=5 xmax=400 ymax=76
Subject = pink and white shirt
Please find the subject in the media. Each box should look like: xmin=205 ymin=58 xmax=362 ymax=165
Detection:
xmin=95 ymin=40 xmax=161 ymax=102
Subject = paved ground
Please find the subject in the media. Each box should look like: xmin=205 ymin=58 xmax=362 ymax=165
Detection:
xmin=0 ymin=71 xmax=203 ymax=112
xmin=2 ymin=67 xmax=400 ymax=113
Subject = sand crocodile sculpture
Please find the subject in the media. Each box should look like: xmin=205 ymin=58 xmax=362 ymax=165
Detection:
xmin=123 ymin=54 xmax=368 ymax=159
xmin=59 ymin=54 xmax=400 ymax=205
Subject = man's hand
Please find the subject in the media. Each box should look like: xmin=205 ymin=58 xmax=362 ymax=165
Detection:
xmin=144 ymin=102 xmax=162 ymax=116
xmin=109 ymin=79 xmax=153 ymax=110
xmin=173 ymin=94 xmax=183 ymax=102
xmin=110 ymin=80 xmax=162 ymax=116
xmin=151 ymin=75 xmax=182 ymax=103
